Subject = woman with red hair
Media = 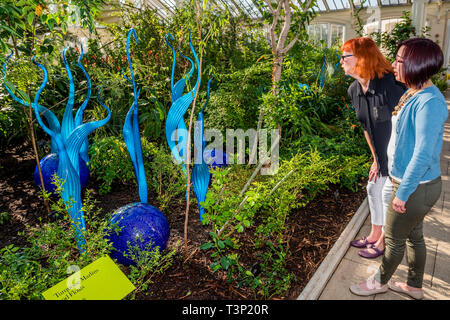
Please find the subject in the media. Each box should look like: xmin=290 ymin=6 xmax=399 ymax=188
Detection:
xmin=342 ymin=37 xmax=406 ymax=258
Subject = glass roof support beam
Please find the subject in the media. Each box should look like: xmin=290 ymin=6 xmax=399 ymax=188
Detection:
xmin=323 ymin=0 xmax=331 ymax=12
xmin=149 ymin=0 xmax=174 ymax=14
xmin=228 ymin=0 xmax=249 ymax=16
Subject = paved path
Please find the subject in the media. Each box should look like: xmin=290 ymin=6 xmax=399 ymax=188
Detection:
xmin=318 ymin=90 xmax=450 ymax=300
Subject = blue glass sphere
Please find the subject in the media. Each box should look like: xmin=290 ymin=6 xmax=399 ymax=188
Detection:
xmin=203 ymin=148 xmax=228 ymax=169
xmin=107 ymin=202 xmax=170 ymax=266
xmin=33 ymin=153 xmax=90 ymax=193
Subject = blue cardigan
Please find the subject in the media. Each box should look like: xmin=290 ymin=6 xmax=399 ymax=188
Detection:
xmin=391 ymin=85 xmax=448 ymax=202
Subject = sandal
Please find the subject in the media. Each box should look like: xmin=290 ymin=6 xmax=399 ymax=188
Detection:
xmin=350 ymin=236 xmax=376 ymax=248
xmin=359 ymin=244 xmax=385 ymax=259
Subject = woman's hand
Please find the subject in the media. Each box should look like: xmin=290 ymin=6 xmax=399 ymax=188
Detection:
xmin=369 ymin=161 xmax=379 ymax=183
xmin=392 ymin=196 xmax=406 ymax=213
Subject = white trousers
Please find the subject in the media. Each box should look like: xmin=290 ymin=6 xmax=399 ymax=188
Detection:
xmin=366 ymin=176 xmax=394 ymax=230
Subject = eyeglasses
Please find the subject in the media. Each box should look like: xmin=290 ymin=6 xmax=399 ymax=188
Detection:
xmin=341 ymin=54 xmax=354 ymax=61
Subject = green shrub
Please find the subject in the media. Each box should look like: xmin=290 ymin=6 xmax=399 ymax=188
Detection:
xmin=0 ymin=188 xmax=114 ymax=300
xmin=89 ymin=135 xmax=185 ymax=209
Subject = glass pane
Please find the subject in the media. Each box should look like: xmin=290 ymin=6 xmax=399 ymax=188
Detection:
xmin=333 ymin=0 xmax=343 ymax=9
xmin=316 ymin=0 xmax=328 ymax=11
xmin=321 ymin=24 xmax=329 ymax=42
xmin=327 ymin=0 xmax=337 ymax=10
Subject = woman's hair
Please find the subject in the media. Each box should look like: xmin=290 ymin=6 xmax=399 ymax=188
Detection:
xmin=342 ymin=37 xmax=393 ymax=80
xmin=397 ymin=38 xmax=443 ymax=89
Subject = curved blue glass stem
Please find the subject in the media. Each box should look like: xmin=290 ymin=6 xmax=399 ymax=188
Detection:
xmin=335 ymin=52 xmax=341 ymax=71
xmin=122 ymin=28 xmax=148 ymax=203
xmin=75 ymin=45 xmax=92 ymax=165
xmin=61 ymin=47 xmax=76 ymax=141
xmin=319 ymin=53 xmax=326 ymax=89
xmin=2 ymin=51 xmax=60 ymax=153
xmin=192 ymin=76 xmax=214 ymax=221
xmin=165 ymin=30 xmax=202 ymax=178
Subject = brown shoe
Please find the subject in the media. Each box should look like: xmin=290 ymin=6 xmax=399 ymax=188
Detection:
xmin=388 ymin=280 xmax=424 ymax=300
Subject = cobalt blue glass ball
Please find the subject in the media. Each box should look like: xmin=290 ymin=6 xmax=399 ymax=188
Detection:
xmin=203 ymin=148 xmax=228 ymax=169
xmin=107 ymin=202 xmax=170 ymax=266
xmin=33 ymin=153 xmax=90 ymax=193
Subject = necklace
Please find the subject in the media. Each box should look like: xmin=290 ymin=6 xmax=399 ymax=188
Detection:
xmin=392 ymin=89 xmax=419 ymax=116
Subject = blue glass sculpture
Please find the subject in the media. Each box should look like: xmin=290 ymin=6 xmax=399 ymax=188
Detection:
xmin=108 ymin=203 xmax=170 ymax=266
xmin=165 ymin=30 xmax=214 ymax=222
xmin=3 ymin=48 xmax=93 ymax=191
xmin=298 ymin=83 xmax=310 ymax=92
xmin=107 ymin=29 xmax=170 ymax=266
xmin=32 ymin=54 xmax=110 ymax=253
xmin=192 ymin=77 xmax=213 ymax=222
xmin=33 ymin=153 xmax=89 ymax=194
xmin=203 ymin=148 xmax=228 ymax=169
xmin=165 ymin=30 xmax=201 ymax=177
xmin=2 ymin=47 xmax=110 ymax=253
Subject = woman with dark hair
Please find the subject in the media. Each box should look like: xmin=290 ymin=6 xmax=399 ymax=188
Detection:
xmin=341 ymin=37 xmax=406 ymax=258
xmin=350 ymin=38 xmax=448 ymax=299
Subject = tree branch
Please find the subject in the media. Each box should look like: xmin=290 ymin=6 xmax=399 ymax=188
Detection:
xmin=276 ymin=0 xmax=291 ymax=53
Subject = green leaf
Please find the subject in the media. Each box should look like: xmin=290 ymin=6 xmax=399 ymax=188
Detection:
xmin=220 ymin=256 xmax=230 ymax=270
xmin=3 ymin=79 xmax=16 ymax=93
xmin=200 ymin=242 xmax=213 ymax=250
xmin=16 ymin=89 xmax=30 ymax=104
xmin=40 ymin=14 xmax=48 ymax=24
xmin=27 ymin=12 xmax=34 ymax=26
xmin=48 ymin=18 xmax=55 ymax=31
xmin=217 ymin=240 xmax=225 ymax=249
xmin=61 ymin=22 xmax=67 ymax=34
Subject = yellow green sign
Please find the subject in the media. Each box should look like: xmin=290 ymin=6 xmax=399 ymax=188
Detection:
xmin=42 ymin=256 xmax=135 ymax=300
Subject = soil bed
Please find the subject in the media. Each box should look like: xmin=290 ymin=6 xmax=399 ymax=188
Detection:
xmin=0 ymin=141 xmax=366 ymax=300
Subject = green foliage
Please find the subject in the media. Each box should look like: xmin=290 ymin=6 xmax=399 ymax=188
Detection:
xmin=0 ymin=211 xmax=9 ymax=225
xmin=0 ymin=186 xmax=115 ymax=300
xmin=123 ymin=238 xmax=179 ymax=299
xmin=0 ymin=177 xmax=179 ymax=300
xmin=89 ymin=136 xmax=142 ymax=195
xmin=89 ymin=135 xmax=185 ymax=209
xmin=199 ymin=146 xmax=369 ymax=298
xmin=205 ymin=61 xmax=272 ymax=132
xmin=370 ymin=11 xmax=430 ymax=62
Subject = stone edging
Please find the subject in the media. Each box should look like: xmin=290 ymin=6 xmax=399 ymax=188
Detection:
xmin=297 ymin=197 xmax=369 ymax=300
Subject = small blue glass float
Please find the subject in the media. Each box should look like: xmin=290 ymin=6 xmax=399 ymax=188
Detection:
xmin=33 ymin=153 xmax=90 ymax=193
xmin=203 ymin=148 xmax=228 ymax=169
xmin=107 ymin=202 xmax=170 ymax=266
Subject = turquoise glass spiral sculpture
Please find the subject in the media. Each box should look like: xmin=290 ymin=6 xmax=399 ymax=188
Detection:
xmin=33 ymin=54 xmax=111 ymax=253
xmin=3 ymin=47 xmax=94 ymax=193
xmin=106 ymin=29 xmax=170 ymax=266
xmin=165 ymin=30 xmax=213 ymax=222
xmin=191 ymin=76 xmax=213 ymax=222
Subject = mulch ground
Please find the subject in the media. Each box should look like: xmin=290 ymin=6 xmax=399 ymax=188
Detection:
xmin=0 ymin=140 xmax=366 ymax=300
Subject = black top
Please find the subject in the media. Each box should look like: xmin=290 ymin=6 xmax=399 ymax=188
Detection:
xmin=348 ymin=73 xmax=406 ymax=177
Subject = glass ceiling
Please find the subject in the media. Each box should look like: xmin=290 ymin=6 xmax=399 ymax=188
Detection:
xmin=126 ymin=0 xmax=445 ymax=20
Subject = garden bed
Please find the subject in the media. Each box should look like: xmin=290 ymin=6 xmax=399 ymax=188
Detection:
xmin=0 ymin=140 xmax=366 ymax=300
